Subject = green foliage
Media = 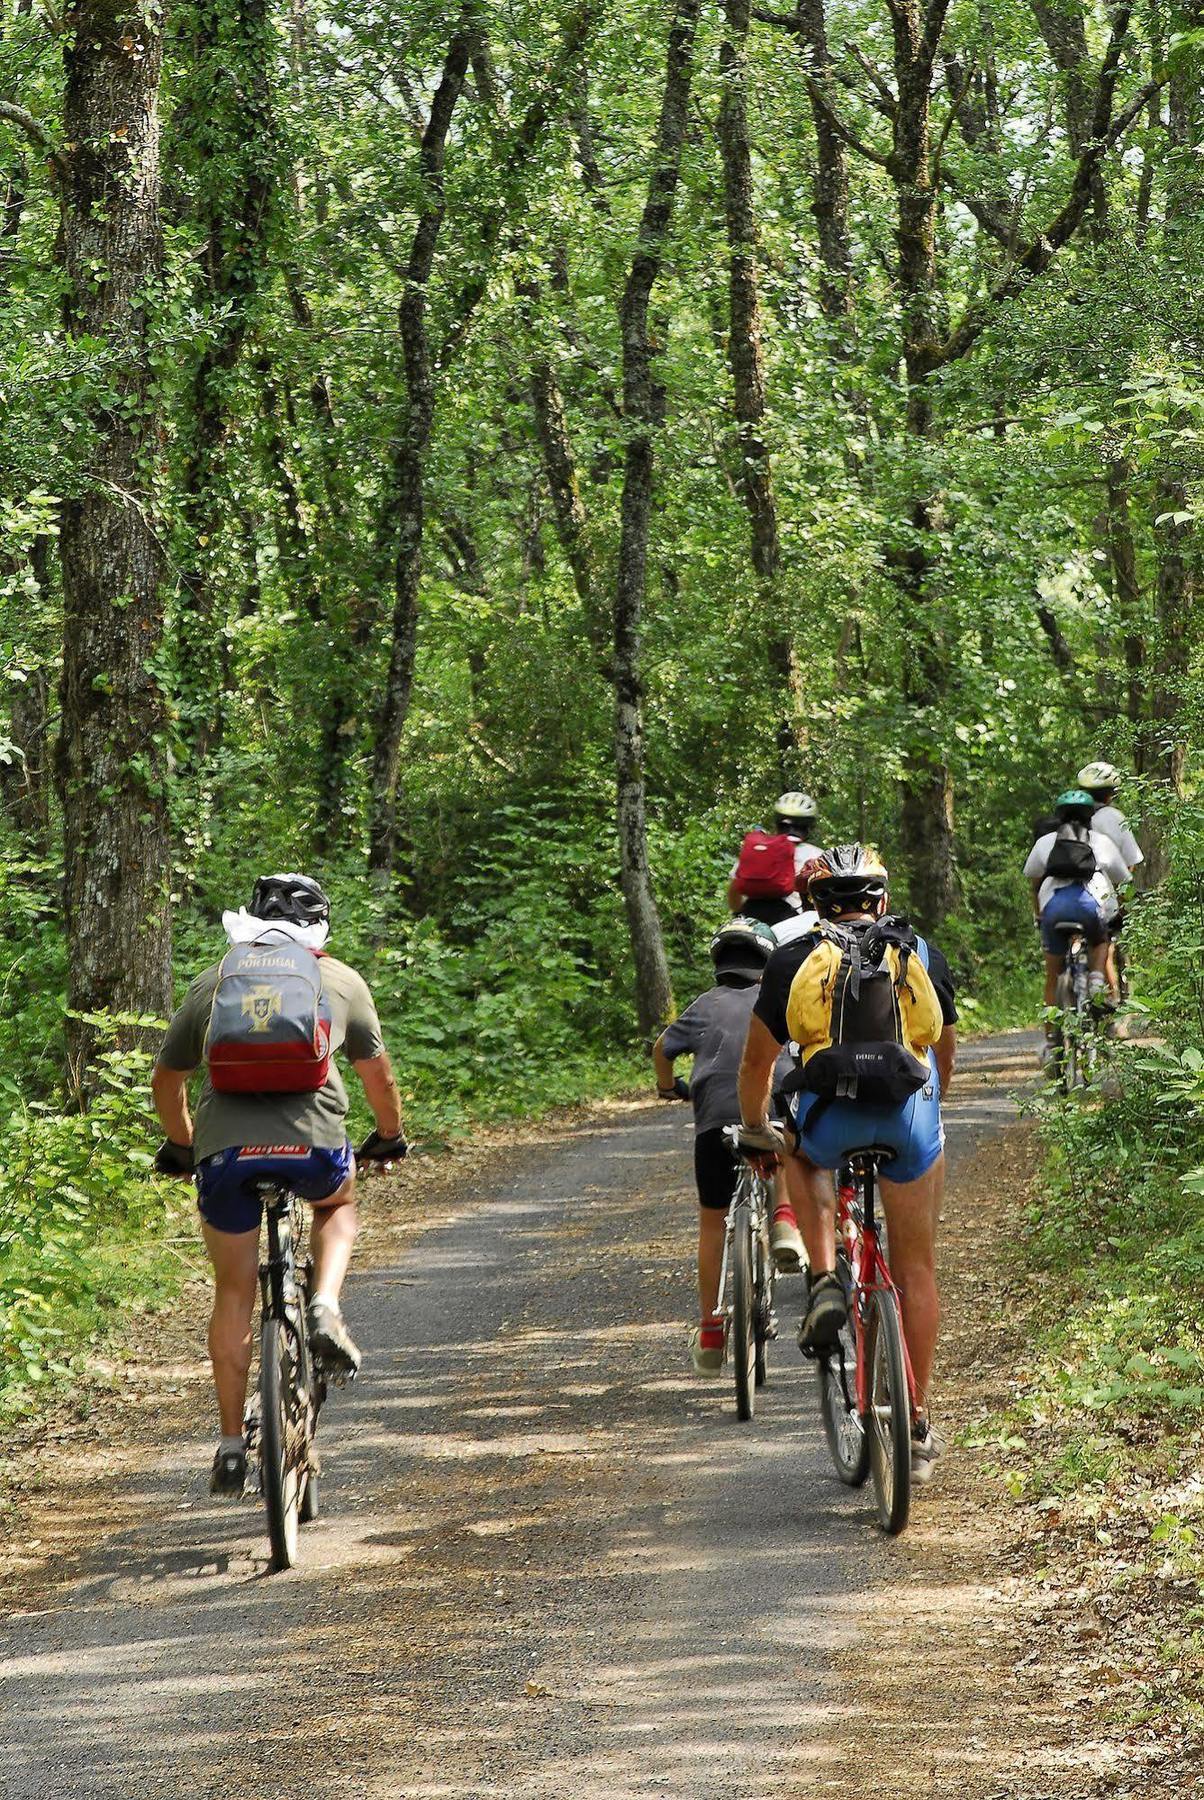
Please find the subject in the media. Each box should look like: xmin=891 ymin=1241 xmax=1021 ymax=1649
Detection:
xmin=0 ymin=1048 xmax=186 ymax=1422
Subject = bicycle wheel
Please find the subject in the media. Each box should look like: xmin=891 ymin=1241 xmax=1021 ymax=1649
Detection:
xmin=731 ymin=1204 xmax=757 ymax=1422
xmin=819 ymin=1268 xmax=869 ymax=1486
xmin=1055 ymin=967 xmax=1078 ymax=1092
xmin=865 ymin=1288 xmax=911 ymax=1535
xmin=260 ymin=1317 xmax=304 ymax=1569
xmin=753 ymin=1218 xmax=772 ymax=1389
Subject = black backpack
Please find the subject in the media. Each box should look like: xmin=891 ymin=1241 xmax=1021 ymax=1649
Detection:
xmin=1045 ymin=823 xmax=1096 ymax=882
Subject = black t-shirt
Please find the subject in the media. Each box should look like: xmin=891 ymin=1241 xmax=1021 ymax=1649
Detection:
xmin=753 ymin=927 xmax=958 ymax=1047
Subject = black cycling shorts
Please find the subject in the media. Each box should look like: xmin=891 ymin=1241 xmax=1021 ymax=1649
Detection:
xmin=694 ymin=1127 xmax=740 ymax=1211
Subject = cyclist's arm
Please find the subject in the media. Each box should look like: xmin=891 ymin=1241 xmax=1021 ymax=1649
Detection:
xmin=152 ymin=1064 xmax=195 ymax=1146
xmin=354 ymin=1052 xmax=403 ymax=1140
xmin=934 ymin=1025 xmax=956 ymax=1097
xmin=726 ymin=876 xmax=747 ymax=912
xmin=652 ymin=1033 xmax=677 ymax=1093
xmin=738 ymin=1013 xmax=781 ymax=1129
xmin=1030 ymin=878 xmax=1043 ymax=920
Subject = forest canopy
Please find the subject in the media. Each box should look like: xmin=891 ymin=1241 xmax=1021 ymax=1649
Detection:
xmin=0 ymin=0 xmax=1200 ymax=1080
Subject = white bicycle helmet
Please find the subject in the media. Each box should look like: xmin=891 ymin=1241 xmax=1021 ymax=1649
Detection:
xmin=774 ymin=790 xmax=817 ymax=827
xmin=1077 ymin=760 xmax=1121 ymax=791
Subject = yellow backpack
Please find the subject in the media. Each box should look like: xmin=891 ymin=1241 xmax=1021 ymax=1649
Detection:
xmin=785 ymin=918 xmax=944 ymax=1104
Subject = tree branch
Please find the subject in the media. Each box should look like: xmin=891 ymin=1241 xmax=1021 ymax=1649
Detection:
xmin=936 ymin=71 xmax=1167 ymax=365
xmin=803 ymin=72 xmax=892 ymax=167
xmin=0 ymin=98 xmax=63 ymax=173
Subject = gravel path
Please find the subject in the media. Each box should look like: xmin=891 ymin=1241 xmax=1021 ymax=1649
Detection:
xmin=0 ymin=1033 xmax=1038 ymax=1800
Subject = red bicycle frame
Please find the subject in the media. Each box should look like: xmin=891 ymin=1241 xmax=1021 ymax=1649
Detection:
xmin=836 ymin=1155 xmax=919 ymax=1422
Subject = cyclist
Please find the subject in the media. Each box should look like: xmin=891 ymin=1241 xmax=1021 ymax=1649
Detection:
xmin=151 ymin=873 xmax=407 ymax=1497
xmin=1077 ymin=759 xmax=1143 ymax=998
xmin=726 ymin=791 xmax=823 ymax=933
xmin=1024 ymin=790 xmax=1131 ymax=1039
xmin=735 ymin=846 xmax=958 ymax=1480
xmin=1076 ymin=761 xmax=1143 ymax=874
xmin=652 ymin=918 xmax=798 ymax=1375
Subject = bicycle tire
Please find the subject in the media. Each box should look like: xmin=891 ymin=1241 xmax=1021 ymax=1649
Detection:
xmin=1055 ymin=968 xmax=1078 ymax=1092
xmin=260 ymin=1317 xmax=303 ymax=1570
xmin=731 ymin=1203 xmax=757 ymax=1422
xmin=819 ymin=1280 xmax=869 ymax=1486
xmin=865 ymin=1288 xmax=911 ymax=1535
xmin=753 ymin=1219 xmax=771 ymax=1389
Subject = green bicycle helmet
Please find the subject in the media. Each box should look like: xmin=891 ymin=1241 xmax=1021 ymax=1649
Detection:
xmin=1054 ymin=789 xmax=1095 ymax=825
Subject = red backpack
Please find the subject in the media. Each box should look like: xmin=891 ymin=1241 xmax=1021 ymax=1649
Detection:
xmin=735 ymin=830 xmax=797 ymax=899
xmin=205 ymin=941 xmax=333 ymax=1094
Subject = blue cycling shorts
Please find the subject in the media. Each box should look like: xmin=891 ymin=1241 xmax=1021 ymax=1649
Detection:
xmin=787 ymin=1054 xmax=945 ymax=1184
xmin=196 ymin=1142 xmax=354 ymax=1235
xmin=1040 ymin=883 xmax=1107 ymax=954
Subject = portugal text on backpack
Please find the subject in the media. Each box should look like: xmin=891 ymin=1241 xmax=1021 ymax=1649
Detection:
xmin=206 ymin=943 xmax=333 ymax=1093
xmin=784 ymin=917 xmax=943 ymax=1104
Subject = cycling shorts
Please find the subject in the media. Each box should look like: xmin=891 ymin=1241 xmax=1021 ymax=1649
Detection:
xmin=694 ymin=1128 xmax=740 ymax=1211
xmin=1040 ymin=883 xmax=1107 ymax=954
xmin=196 ymin=1142 xmax=354 ymax=1235
xmin=787 ymin=1055 xmax=944 ymax=1185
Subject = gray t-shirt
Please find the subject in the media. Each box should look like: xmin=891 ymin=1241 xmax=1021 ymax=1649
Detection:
xmin=661 ymin=981 xmax=793 ymax=1137
xmin=158 ymin=952 xmax=386 ymax=1162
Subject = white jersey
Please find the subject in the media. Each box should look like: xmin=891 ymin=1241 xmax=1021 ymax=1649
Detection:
xmin=1023 ymin=829 xmax=1130 ymax=918
xmin=1091 ymin=804 xmax=1142 ymax=870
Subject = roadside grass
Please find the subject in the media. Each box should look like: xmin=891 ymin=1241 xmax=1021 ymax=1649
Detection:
xmin=990 ymin=1034 xmax=1204 ymax=1760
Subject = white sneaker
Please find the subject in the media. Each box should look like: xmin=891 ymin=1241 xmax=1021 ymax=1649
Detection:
xmin=911 ymin=1421 xmax=940 ymax=1484
xmin=690 ymin=1320 xmax=725 ymax=1376
xmin=770 ymin=1210 xmax=804 ymax=1271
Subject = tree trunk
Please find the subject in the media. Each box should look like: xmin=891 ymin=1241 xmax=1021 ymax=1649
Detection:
xmin=174 ymin=0 xmax=279 ymax=756
xmin=0 ymin=536 xmax=51 ymax=842
xmin=612 ymin=0 xmax=700 ymax=1038
xmin=718 ymin=0 xmax=799 ymax=782
xmin=887 ymin=0 xmax=958 ymax=930
xmin=368 ymin=3 xmax=601 ymax=874
xmin=1143 ymin=5 xmax=1202 ymax=876
xmin=56 ymin=0 xmax=172 ymax=1083
xmin=366 ymin=23 xmax=473 ymax=877
xmin=794 ymin=0 xmax=852 ymax=320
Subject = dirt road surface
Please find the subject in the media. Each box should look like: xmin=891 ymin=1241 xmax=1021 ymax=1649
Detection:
xmin=1 ymin=1035 xmax=1042 ymax=1800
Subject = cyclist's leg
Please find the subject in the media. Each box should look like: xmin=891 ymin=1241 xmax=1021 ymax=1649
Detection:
xmin=781 ymin=1144 xmax=836 ymax=1274
xmin=310 ymin=1173 xmax=358 ymax=1304
xmin=692 ymin=1130 xmax=734 ymax=1317
xmin=878 ymin=1156 xmax=943 ymax=1418
xmin=201 ymin=1221 xmax=260 ymax=1436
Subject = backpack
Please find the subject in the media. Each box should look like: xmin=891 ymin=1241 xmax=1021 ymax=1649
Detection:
xmin=735 ymin=830 xmax=797 ymax=899
xmin=783 ymin=916 xmax=944 ymax=1106
xmin=206 ymin=941 xmax=333 ymax=1094
xmin=1045 ymin=823 xmax=1096 ymax=883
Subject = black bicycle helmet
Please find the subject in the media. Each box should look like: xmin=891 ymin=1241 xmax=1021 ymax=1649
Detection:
xmin=805 ymin=843 xmax=888 ymax=916
xmin=710 ymin=916 xmax=777 ymax=981
xmin=249 ymin=871 xmax=331 ymax=926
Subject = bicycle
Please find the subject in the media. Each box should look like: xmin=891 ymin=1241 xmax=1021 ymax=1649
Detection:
xmin=719 ymin=1124 xmax=778 ymax=1420
xmin=246 ymin=1179 xmax=330 ymax=1571
xmin=1049 ymin=922 xmax=1097 ymax=1092
xmin=816 ymin=1150 xmax=915 ymax=1535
